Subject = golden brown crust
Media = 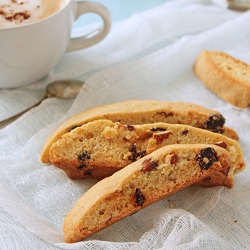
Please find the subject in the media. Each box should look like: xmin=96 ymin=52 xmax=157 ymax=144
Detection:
xmin=194 ymin=50 xmax=250 ymax=108
xmin=49 ymin=120 xmax=244 ymax=188
xmin=222 ymin=127 xmax=239 ymax=141
xmin=63 ymin=144 xmax=231 ymax=243
xmin=41 ymin=100 xmax=237 ymax=163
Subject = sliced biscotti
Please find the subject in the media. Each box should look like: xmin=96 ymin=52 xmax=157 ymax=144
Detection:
xmin=194 ymin=50 xmax=250 ymax=108
xmin=63 ymin=144 xmax=231 ymax=243
xmin=49 ymin=119 xmax=245 ymax=188
xmin=41 ymin=100 xmax=238 ymax=163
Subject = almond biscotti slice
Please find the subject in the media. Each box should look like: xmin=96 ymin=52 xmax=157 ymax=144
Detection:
xmin=194 ymin=50 xmax=250 ymax=108
xmin=63 ymin=144 xmax=231 ymax=243
xmin=49 ymin=119 xmax=244 ymax=188
xmin=41 ymin=100 xmax=238 ymax=163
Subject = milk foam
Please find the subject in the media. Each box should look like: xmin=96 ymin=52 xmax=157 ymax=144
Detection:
xmin=0 ymin=0 xmax=66 ymax=27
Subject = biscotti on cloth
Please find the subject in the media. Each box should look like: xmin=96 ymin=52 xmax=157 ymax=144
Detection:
xmin=49 ymin=119 xmax=245 ymax=188
xmin=194 ymin=50 xmax=250 ymax=108
xmin=63 ymin=144 xmax=231 ymax=243
xmin=41 ymin=100 xmax=238 ymax=163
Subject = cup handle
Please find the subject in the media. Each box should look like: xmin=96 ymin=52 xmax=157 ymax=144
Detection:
xmin=67 ymin=1 xmax=111 ymax=52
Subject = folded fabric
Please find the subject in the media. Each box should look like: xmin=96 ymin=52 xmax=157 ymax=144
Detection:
xmin=0 ymin=1 xmax=250 ymax=249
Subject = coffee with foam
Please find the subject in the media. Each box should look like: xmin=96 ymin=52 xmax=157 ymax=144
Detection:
xmin=0 ymin=0 xmax=68 ymax=27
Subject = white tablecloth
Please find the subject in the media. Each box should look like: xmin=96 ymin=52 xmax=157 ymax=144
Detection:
xmin=1 ymin=0 xmax=250 ymax=249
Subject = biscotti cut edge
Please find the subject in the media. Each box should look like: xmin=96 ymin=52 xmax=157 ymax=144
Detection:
xmin=63 ymin=144 xmax=231 ymax=243
xmin=194 ymin=50 xmax=250 ymax=108
xmin=41 ymin=99 xmax=237 ymax=163
xmin=48 ymin=119 xmax=244 ymax=188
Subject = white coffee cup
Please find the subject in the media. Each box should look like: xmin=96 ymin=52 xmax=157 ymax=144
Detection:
xmin=0 ymin=0 xmax=111 ymax=89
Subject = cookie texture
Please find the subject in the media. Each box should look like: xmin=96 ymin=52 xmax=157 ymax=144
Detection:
xmin=63 ymin=144 xmax=231 ymax=243
xmin=49 ymin=120 xmax=244 ymax=188
xmin=194 ymin=50 xmax=250 ymax=108
xmin=41 ymin=100 xmax=238 ymax=163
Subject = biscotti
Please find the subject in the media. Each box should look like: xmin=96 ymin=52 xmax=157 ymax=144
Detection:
xmin=194 ymin=50 xmax=250 ymax=108
xmin=41 ymin=100 xmax=238 ymax=163
xmin=49 ymin=119 xmax=245 ymax=188
xmin=63 ymin=144 xmax=231 ymax=243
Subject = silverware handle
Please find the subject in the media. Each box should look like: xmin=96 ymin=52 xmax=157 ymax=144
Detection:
xmin=228 ymin=0 xmax=250 ymax=11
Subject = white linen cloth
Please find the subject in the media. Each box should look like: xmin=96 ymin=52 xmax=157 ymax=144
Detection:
xmin=1 ymin=0 xmax=250 ymax=249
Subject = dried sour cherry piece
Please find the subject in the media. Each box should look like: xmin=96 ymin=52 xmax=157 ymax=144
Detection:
xmin=77 ymin=164 xmax=92 ymax=176
xmin=78 ymin=151 xmax=91 ymax=161
xmin=125 ymin=124 xmax=135 ymax=131
xmin=141 ymin=159 xmax=158 ymax=172
xmin=196 ymin=147 xmax=218 ymax=170
xmin=150 ymin=127 xmax=166 ymax=132
xmin=77 ymin=163 xmax=86 ymax=170
xmin=156 ymin=111 xmax=174 ymax=118
xmin=128 ymin=143 xmax=146 ymax=162
xmin=77 ymin=151 xmax=91 ymax=175
xmin=135 ymin=188 xmax=145 ymax=206
xmin=206 ymin=114 xmax=225 ymax=132
xmin=83 ymin=169 xmax=92 ymax=176
xmin=170 ymin=154 xmax=178 ymax=164
xmin=181 ymin=129 xmax=189 ymax=135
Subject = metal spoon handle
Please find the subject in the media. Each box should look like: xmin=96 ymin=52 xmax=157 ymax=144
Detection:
xmin=0 ymin=80 xmax=83 ymax=129
xmin=0 ymin=98 xmax=45 ymax=129
xmin=228 ymin=0 xmax=250 ymax=11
